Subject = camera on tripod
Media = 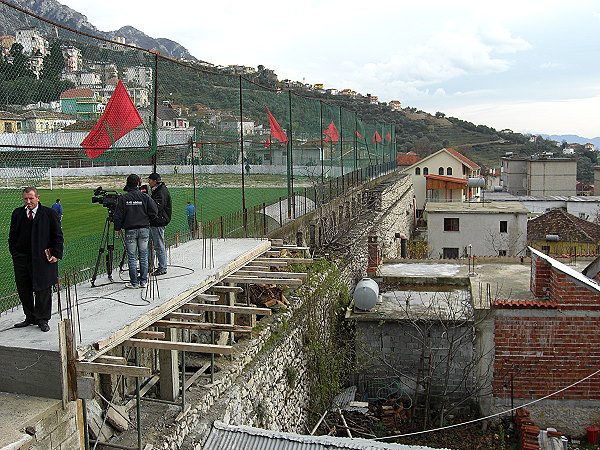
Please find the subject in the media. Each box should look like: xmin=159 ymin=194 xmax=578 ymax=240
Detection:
xmin=91 ymin=187 xmax=120 ymax=214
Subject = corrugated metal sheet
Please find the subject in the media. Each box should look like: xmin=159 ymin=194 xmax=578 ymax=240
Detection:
xmin=203 ymin=421 xmax=449 ymax=450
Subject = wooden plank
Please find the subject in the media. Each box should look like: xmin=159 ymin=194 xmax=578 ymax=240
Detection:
xmin=206 ymin=285 xmax=244 ymax=293
xmin=255 ymin=257 xmax=313 ymax=264
xmin=134 ymin=330 xmax=166 ymax=339
xmin=263 ymin=250 xmax=281 ymax=256
xmin=89 ymin=239 xmax=271 ymax=355
xmin=125 ymin=375 xmax=159 ymax=410
xmin=76 ymin=361 xmax=151 ymax=377
xmin=234 ymin=270 xmax=308 ymax=280
xmin=271 ymin=245 xmax=310 ymax=250
xmin=251 ymin=259 xmax=288 ymax=267
xmin=196 ymin=294 xmax=220 ymax=302
xmin=94 ymin=355 xmax=127 ymax=365
xmin=184 ymin=362 xmax=211 ymax=390
xmin=125 ymin=338 xmax=233 ymax=355
xmin=241 ymin=264 xmax=270 ymax=271
xmin=224 ymin=276 xmax=303 ymax=286
xmin=179 ymin=303 xmax=272 ymax=315
xmin=154 ymin=319 xmax=253 ymax=333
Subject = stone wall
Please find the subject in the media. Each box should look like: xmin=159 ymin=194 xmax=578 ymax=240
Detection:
xmin=0 ymin=394 xmax=80 ymax=450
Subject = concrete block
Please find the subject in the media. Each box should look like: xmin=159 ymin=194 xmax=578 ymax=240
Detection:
xmin=49 ymin=416 xmax=75 ymax=449
xmin=32 ymin=435 xmax=52 ymax=450
xmin=106 ymin=404 xmax=130 ymax=432
xmin=86 ymin=399 xmax=114 ymax=442
xmin=31 ymin=413 xmax=58 ymax=440
xmin=59 ymin=430 xmax=80 ymax=450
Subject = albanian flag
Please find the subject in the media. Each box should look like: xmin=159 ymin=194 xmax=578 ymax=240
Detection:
xmin=81 ymin=80 xmax=142 ymax=158
xmin=265 ymin=136 xmax=271 ymax=148
xmin=265 ymin=107 xmax=288 ymax=143
xmin=356 ymin=131 xmax=363 ymax=139
xmin=385 ymin=131 xmax=392 ymax=142
xmin=323 ymin=121 xmax=339 ymax=143
xmin=372 ymin=131 xmax=382 ymax=143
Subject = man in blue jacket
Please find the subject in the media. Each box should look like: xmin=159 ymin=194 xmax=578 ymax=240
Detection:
xmin=113 ymin=174 xmax=158 ymax=289
xmin=9 ymin=187 xmax=64 ymax=332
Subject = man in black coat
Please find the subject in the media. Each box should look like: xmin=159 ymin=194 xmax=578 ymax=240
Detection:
xmin=8 ymin=187 xmax=64 ymax=332
xmin=147 ymin=172 xmax=172 ymax=276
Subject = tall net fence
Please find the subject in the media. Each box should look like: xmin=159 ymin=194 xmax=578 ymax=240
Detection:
xmin=0 ymin=0 xmax=396 ymax=311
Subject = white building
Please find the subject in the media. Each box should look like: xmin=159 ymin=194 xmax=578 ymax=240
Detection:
xmin=62 ymin=46 xmax=82 ymax=72
xmin=425 ymin=201 xmax=529 ymax=258
xmin=401 ymin=147 xmax=482 ymax=214
xmin=219 ymin=116 xmax=255 ymax=135
xmin=123 ymin=66 xmax=153 ymax=86
xmin=15 ymin=28 xmax=48 ymax=56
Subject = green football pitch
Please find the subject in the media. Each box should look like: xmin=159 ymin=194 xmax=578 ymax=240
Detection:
xmin=0 ymin=186 xmax=289 ymax=311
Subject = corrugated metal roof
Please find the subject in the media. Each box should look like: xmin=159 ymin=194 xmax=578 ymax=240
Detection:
xmin=203 ymin=421 xmax=448 ymax=450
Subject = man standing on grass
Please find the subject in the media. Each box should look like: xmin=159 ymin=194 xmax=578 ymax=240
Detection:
xmin=9 ymin=187 xmax=63 ymax=332
xmin=51 ymin=198 xmax=63 ymax=222
xmin=147 ymin=172 xmax=172 ymax=276
xmin=113 ymin=174 xmax=158 ymax=289
xmin=186 ymin=201 xmax=195 ymax=235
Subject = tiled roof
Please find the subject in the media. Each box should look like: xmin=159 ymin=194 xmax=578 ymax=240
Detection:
xmin=527 ymin=208 xmax=600 ymax=242
xmin=396 ymin=152 xmax=421 ymax=166
xmin=445 ymin=147 xmax=480 ymax=169
xmin=60 ymin=88 xmax=95 ymax=99
xmin=494 ymin=299 xmax=558 ymax=309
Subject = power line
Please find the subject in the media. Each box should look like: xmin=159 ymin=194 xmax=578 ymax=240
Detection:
xmin=374 ymin=367 xmax=600 ymax=441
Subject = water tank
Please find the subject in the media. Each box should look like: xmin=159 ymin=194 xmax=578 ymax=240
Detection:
xmin=545 ymin=235 xmax=559 ymax=241
xmin=353 ymin=277 xmax=379 ymax=311
xmin=468 ymin=177 xmax=486 ymax=188
xmin=493 ymin=185 xmax=505 ymax=192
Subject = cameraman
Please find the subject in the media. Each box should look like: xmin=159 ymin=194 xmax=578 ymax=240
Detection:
xmin=147 ymin=172 xmax=172 ymax=276
xmin=113 ymin=174 xmax=158 ymax=289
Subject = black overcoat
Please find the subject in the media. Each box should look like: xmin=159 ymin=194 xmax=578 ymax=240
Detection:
xmin=8 ymin=203 xmax=64 ymax=291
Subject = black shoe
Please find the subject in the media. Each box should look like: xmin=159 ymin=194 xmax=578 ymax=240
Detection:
xmin=152 ymin=269 xmax=167 ymax=276
xmin=14 ymin=320 xmax=34 ymax=328
xmin=39 ymin=322 xmax=50 ymax=332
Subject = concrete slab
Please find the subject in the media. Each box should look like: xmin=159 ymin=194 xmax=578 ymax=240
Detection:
xmin=0 ymin=392 xmax=61 ymax=448
xmin=0 ymin=238 xmax=269 ymax=399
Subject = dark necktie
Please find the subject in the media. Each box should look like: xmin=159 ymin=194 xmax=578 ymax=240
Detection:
xmin=28 ymin=210 xmax=33 ymax=220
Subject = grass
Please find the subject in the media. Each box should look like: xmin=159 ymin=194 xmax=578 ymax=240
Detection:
xmin=0 ymin=184 xmax=290 ymax=311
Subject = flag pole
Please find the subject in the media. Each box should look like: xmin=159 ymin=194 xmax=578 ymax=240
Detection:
xmin=288 ymin=90 xmax=295 ymax=219
xmin=339 ymin=106 xmax=343 ymax=183
xmin=239 ymin=76 xmax=247 ymax=232
xmin=151 ymin=51 xmax=159 ymax=172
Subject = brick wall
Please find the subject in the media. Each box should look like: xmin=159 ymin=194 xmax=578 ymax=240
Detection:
xmin=549 ymin=270 xmax=600 ymax=309
xmin=530 ymin=256 xmax=551 ymax=298
xmin=494 ymin=315 xmax=600 ymax=400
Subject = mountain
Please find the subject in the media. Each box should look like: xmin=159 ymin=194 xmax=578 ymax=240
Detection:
xmin=0 ymin=0 xmax=197 ymax=60
xmin=539 ymin=134 xmax=600 ymax=148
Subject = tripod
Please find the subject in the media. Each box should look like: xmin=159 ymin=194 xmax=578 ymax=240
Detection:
xmin=90 ymin=212 xmax=126 ymax=287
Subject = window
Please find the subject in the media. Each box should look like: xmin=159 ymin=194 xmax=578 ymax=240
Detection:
xmin=444 ymin=217 xmax=459 ymax=231
xmin=443 ymin=248 xmax=459 ymax=259
xmin=438 ymin=167 xmax=444 ymax=175
xmin=447 ymin=167 xmax=453 ymax=175
xmin=423 ymin=167 xmax=429 ymax=175
xmin=498 ymin=250 xmax=507 ymax=256
xmin=541 ymin=245 xmax=550 ymax=254
xmin=415 ymin=167 xmax=421 ymax=175
xmin=500 ymin=221 xmax=508 ymax=233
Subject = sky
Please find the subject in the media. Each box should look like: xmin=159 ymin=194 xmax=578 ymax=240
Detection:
xmin=59 ymin=0 xmax=600 ymax=138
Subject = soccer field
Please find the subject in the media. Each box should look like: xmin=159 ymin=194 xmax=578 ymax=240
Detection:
xmin=0 ymin=185 xmax=289 ymax=311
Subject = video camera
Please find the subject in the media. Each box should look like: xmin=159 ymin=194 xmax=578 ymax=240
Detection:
xmin=91 ymin=187 xmax=120 ymax=213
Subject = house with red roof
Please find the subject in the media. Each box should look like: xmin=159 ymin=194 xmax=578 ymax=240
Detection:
xmin=401 ymin=147 xmax=481 ymax=214
xmin=396 ymin=151 xmax=421 ymax=168
xmin=60 ymin=88 xmax=100 ymax=119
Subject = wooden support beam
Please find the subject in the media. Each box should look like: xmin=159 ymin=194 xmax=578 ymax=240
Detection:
xmin=263 ymin=250 xmax=281 ymax=256
xmin=134 ymin=330 xmax=165 ymax=340
xmin=271 ymin=245 xmax=310 ymax=251
xmin=224 ymin=276 xmax=303 ymax=286
xmin=206 ymin=285 xmax=244 ymax=293
xmin=176 ymin=303 xmax=272 ymax=316
xmin=195 ymin=294 xmax=220 ymax=302
xmin=255 ymin=257 xmax=313 ymax=264
xmin=234 ymin=270 xmax=308 ymax=280
xmin=93 ymin=355 xmax=127 ymax=365
xmin=125 ymin=375 xmax=159 ymax=410
xmin=125 ymin=338 xmax=233 ymax=355
xmin=241 ymin=264 xmax=270 ymax=271
xmin=184 ymin=362 xmax=211 ymax=390
xmin=251 ymin=259 xmax=288 ymax=267
xmin=75 ymin=361 xmax=151 ymax=378
xmin=154 ymin=320 xmax=253 ymax=333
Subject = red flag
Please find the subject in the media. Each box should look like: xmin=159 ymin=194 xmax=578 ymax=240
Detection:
xmin=265 ymin=137 xmax=271 ymax=148
xmin=385 ymin=131 xmax=392 ymax=142
xmin=372 ymin=131 xmax=382 ymax=143
xmin=81 ymin=80 xmax=142 ymax=158
xmin=356 ymin=131 xmax=363 ymax=139
xmin=265 ymin=107 xmax=288 ymax=143
xmin=323 ymin=121 xmax=339 ymax=143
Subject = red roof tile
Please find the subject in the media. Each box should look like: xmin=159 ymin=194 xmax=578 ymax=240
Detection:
xmin=494 ymin=299 xmax=558 ymax=309
xmin=397 ymin=152 xmax=421 ymax=166
xmin=527 ymin=208 xmax=600 ymax=242
xmin=445 ymin=147 xmax=480 ymax=169
xmin=60 ymin=88 xmax=95 ymax=99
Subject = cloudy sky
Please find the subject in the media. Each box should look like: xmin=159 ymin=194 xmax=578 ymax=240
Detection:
xmin=59 ymin=0 xmax=600 ymax=138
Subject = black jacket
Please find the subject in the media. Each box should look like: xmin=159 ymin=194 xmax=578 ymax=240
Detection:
xmin=113 ymin=187 xmax=158 ymax=231
xmin=9 ymin=203 xmax=64 ymax=291
xmin=150 ymin=182 xmax=172 ymax=227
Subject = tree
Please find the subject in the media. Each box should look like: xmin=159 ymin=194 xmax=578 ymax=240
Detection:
xmin=40 ymin=41 xmax=64 ymax=81
xmin=4 ymin=43 xmax=35 ymax=80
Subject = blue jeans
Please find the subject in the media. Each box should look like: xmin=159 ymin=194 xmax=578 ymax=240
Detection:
xmin=124 ymin=228 xmax=149 ymax=286
xmin=149 ymin=226 xmax=167 ymax=272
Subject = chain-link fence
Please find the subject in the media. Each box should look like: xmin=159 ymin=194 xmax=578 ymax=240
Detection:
xmin=0 ymin=1 xmax=397 ymax=312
